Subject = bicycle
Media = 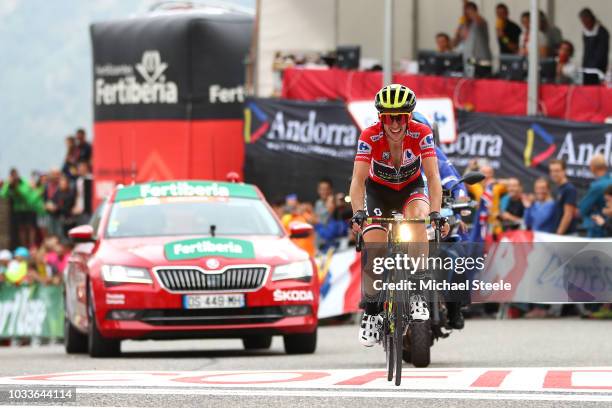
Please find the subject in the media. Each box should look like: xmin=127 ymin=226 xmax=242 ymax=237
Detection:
xmin=356 ymin=213 xmax=445 ymax=386
xmin=354 ymin=172 xmax=484 ymax=385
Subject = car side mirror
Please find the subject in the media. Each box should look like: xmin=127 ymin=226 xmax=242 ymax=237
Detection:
xmin=68 ymin=225 xmax=95 ymax=243
xmin=289 ymin=222 xmax=313 ymax=239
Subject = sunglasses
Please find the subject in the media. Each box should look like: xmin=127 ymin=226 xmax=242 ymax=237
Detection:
xmin=380 ymin=113 xmax=411 ymax=126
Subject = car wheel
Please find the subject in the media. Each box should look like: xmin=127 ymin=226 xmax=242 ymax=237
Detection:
xmin=283 ymin=329 xmax=317 ymax=354
xmin=242 ymin=335 xmax=273 ymax=350
xmin=87 ymin=289 xmax=120 ymax=358
xmin=64 ymin=311 xmax=88 ymax=354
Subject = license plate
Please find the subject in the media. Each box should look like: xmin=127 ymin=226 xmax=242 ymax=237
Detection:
xmin=183 ymin=294 xmax=245 ymax=309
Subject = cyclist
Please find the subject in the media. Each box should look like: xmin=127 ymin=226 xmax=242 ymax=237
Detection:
xmin=349 ymin=84 xmax=449 ymax=347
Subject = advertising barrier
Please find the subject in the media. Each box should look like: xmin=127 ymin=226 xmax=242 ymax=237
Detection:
xmin=0 ymin=285 xmax=64 ymax=339
xmin=442 ymin=111 xmax=612 ymax=195
xmin=244 ymin=98 xmax=358 ymax=202
xmin=91 ymin=11 xmax=253 ymax=204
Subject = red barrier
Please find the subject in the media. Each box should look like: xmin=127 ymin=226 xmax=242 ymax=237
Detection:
xmin=282 ymin=68 xmax=612 ymax=123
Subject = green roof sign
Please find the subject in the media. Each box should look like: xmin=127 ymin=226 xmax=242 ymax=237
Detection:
xmin=164 ymin=237 xmax=255 ymax=260
xmin=115 ymin=181 xmax=258 ymax=202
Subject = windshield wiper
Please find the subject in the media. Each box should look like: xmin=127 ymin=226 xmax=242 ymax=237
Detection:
xmin=209 ymin=224 xmax=216 ymax=238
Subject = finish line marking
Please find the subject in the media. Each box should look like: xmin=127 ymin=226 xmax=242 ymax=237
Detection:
xmin=1 ymin=368 xmax=612 ymax=395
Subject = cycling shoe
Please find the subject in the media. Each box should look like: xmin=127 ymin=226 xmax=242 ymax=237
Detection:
xmin=358 ymin=314 xmax=383 ymax=347
xmin=410 ymin=294 xmax=430 ymax=321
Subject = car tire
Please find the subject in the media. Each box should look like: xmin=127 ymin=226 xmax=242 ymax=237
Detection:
xmin=283 ymin=329 xmax=317 ymax=354
xmin=87 ymin=289 xmax=120 ymax=358
xmin=242 ymin=335 xmax=273 ymax=350
xmin=64 ymin=314 xmax=88 ymax=354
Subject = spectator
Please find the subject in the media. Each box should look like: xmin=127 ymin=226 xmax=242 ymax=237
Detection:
xmin=0 ymin=249 xmax=11 ymax=283
xmin=499 ymin=177 xmax=524 ymax=230
xmin=72 ymin=161 xmax=93 ymax=226
xmin=28 ymin=246 xmax=60 ymax=285
xmin=556 ymin=40 xmax=577 ymax=84
xmin=579 ymin=154 xmax=612 ymax=237
xmin=519 ymin=11 xmax=549 ymax=58
xmin=280 ymin=195 xmax=316 ymax=257
xmin=591 ymin=185 xmax=612 ymax=237
xmin=436 ymin=33 xmax=453 ymax=53
xmin=495 ymin=3 xmax=521 ymax=54
xmin=45 ymin=174 xmax=76 ymax=241
xmin=30 ymin=171 xmax=47 ymax=243
xmin=62 ymin=136 xmax=79 ymax=178
xmin=314 ymin=195 xmax=348 ymax=252
xmin=523 ymin=178 xmax=556 ymax=233
xmin=539 ymin=10 xmax=562 ymax=56
xmin=461 ymin=2 xmax=492 ymax=66
xmin=467 ymin=165 xmax=507 ymax=218
xmin=579 ymin=8 xmax=610 ymax=85
xmin=549 ymin=159 xmax=577 ymax=235
xmin=75 ymin=128 xmax=92 ymax=164
xmin=0 ymin=168 xmax=37 ymax=249
xmin=5 ymin=247 xmax=30 ymax=285
xmin=452 ymin=3 xmax=469 ymax=52
xmin=314 ymin=178 xmax=334 ymax=226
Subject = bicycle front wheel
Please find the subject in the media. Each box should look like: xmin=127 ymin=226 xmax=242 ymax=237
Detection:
xmin=385 ymin=332 xmax=394 ymax=381
xmin=394 ymin=300 xmax=405 ymax=386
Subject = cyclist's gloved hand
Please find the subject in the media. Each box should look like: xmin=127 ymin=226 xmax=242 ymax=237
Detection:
xmin=351 ymin=210 xmax=368 ymax=231
xmin=429 ymin=211 xmax=443 ymax=223
xmin=429 ymin=211 xmax=450 ymax=238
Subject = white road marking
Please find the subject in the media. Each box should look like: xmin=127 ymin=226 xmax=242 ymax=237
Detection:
xmin=1 ymin=368 xmax=611 ymax=402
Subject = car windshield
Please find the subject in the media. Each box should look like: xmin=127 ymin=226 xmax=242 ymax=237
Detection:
xmin=105 ymin=196 xmax=282 ymax=238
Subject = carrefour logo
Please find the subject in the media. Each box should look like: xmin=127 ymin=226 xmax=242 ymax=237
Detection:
xmin=357 ymin=141 xmax=372 ymax=154
xmin=95 ymin=50 xmax=178 ymax=105
xmin=419 ymin=134 xmax=435 ymax=150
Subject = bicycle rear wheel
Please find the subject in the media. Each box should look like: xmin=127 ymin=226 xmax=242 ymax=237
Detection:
xmin=410 ymin=320 xmax=431 ymax=368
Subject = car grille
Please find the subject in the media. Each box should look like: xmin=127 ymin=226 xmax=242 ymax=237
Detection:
xmin=155 ymin=267 xmax=268 ymax=292
xmin=138 ymin=306 xmax=286 ymax=326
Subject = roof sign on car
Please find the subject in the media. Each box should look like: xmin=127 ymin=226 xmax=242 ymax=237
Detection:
xmin=165 ymin=237 xmax=255 ymax=260
xmin=115 ymin=181 xmax=258 ymax=201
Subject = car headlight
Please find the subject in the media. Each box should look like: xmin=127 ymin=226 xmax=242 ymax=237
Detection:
xmin=101 ymin=265 xmax=152 ymax=284
xmin=272 ymin=260 xmax=313 ymax=282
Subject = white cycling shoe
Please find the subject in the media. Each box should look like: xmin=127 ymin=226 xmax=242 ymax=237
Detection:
xmin=358 ymin=314 xmax=383 ymax=347
xmin=410 ymin=294 xmax=430 ymax=321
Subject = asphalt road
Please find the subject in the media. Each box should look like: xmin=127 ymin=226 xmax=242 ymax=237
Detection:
xmin=0 ymin=318 xmax=611 ymax=407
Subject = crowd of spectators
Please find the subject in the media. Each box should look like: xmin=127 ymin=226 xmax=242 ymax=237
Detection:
xmin=468 ymin=155 xmax=612 ymax=239
xmin=271 ymin=179 xmax=353 ymax=256
xmin=0 ymin=128 xmax=93 ymax=286
xmin=437 ymin=2 xmax=609 ymax=84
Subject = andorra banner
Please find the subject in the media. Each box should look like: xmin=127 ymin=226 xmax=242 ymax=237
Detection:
xmin=443 ymin=111 xmax=612 ymax=194
xmin=244 ymin=98 xmax=359 ymax=202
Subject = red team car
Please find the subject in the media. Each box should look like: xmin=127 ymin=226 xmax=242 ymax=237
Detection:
xmin=63 ymin=180 xmax=319 ymax=357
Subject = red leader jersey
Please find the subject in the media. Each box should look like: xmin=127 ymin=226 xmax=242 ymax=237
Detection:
xmin=354 ymin=121 xmax=436 ymax=191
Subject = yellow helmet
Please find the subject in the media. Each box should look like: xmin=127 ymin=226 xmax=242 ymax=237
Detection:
xmin=374 ymin=84 xmax=416 ymax=113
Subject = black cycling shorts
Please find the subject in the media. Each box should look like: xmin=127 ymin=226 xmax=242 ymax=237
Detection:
xmin=363 ymin=177 xmax=428 ymax=233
